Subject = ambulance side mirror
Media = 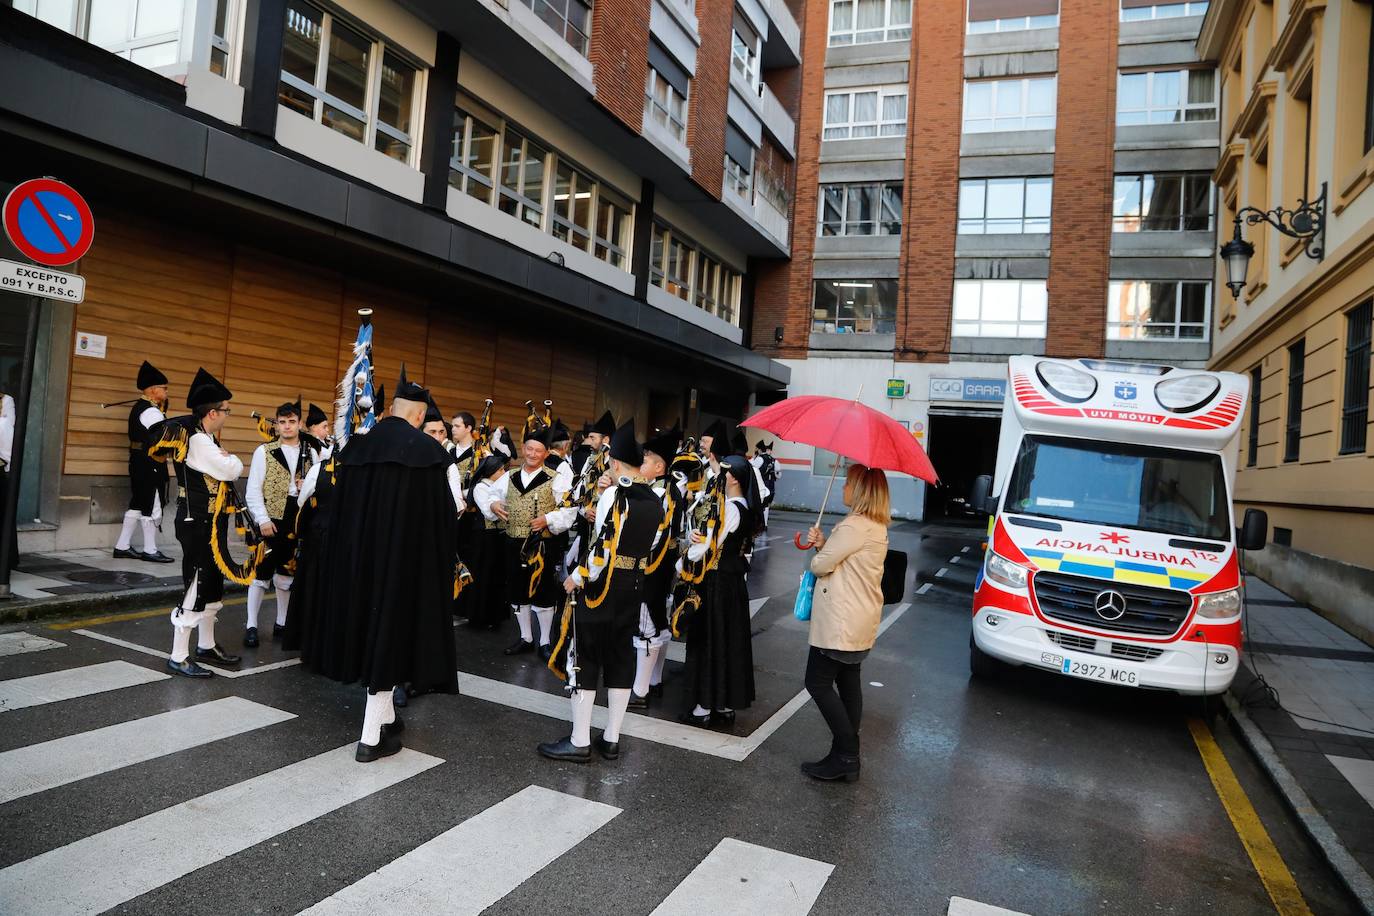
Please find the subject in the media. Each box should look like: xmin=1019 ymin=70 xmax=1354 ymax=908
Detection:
xmin=1237 ymin=508 xmax=1268 ymax=551
xmin=970 ymin=475 xmax=995 ymax=515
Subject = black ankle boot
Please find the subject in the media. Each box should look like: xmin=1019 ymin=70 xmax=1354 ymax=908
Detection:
xmin=801 ymin=752 xmax=861 ymax=783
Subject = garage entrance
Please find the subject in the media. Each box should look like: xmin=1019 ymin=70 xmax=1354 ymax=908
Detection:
xmin=923 ymin=409 xmax=1001 ymax=524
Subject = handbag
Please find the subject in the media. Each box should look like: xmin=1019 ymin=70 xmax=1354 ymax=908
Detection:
xmin=794 ymin=569 xmax=816 ymax=621
xmin=881 ymin=549 xmax=908 ymax=605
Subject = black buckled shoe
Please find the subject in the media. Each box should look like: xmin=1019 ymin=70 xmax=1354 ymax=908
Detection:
xmin=649 ymin=684 xmax=665 ymax=699
xmin=355 ymin=729 xmax=403 ymax=763
xmin=677 ymin=710 xmax=711 ymax=727
xmin=166 ymin=658 xmax=213 ymax=678
xmin=537 ymin=736 xmax=591 ymax=763
xmin=392 ymin=685 xmax=408 ymax=708
xmin=712 ymin=709 xmax=736 ymax=726
xmin=112 ymin=547 xmax=139 ymax=559
xmin=594 ymin=734 xmax=620 ymax=760
xmin=273 ymin=623 xmax=286 ymax=639
xmin=627 ymin=692 xmax=649 ymax=710
xmin=140 ymin=550 xmax=175 ymax=564
xmin=195 ymin=645 xmax=242 ymax=668
xmin=243 ymin=627 xmax=259 ymax=648
xmin=382 ymin=714 xmax=405 ymax=736
xmin=504 ymin=638 xmax=535 ymax=656
xmin=538 ymin=643 xmax=554 ymax=662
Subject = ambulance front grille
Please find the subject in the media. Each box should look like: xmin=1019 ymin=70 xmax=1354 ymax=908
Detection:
xmin=1032 ymin=572 xmax=1192 ymax=637
xmin=1110 ymin=642 xmax=1165 ymax=662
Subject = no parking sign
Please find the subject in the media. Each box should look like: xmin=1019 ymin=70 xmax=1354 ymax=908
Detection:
xmin=0 ymin=178 xmax=93 ymax=302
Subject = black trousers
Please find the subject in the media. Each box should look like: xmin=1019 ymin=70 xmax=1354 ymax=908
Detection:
xmin=804 ymin=646 xmax=863 ymax=756
xmin=255 ymin=498 xmax=299 ymax=581
xmin=174 ymin=514 xmax=223 ymax=609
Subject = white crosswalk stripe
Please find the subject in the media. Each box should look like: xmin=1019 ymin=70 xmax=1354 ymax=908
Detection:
xmin=0 ymin=697 xmax=295 ymax=805
xmin=73 ymin=629 xmax=301 ymax=678
xmin=947 ymin=896 xmax=1032 ymax=915
xmin=649 ymin=837 xmax=833 ymax=915
xmin=0 ymin=744 xmax=442 ymax=916
xmin=300 ymin=785 xmax=619 ymax=915
xmin=0 ymin=661 xmax=167 ymax=713
xmin=0 ymin=632 xmax=65 ymax=657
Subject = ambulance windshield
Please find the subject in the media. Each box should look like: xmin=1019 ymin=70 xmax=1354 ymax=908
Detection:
xmin=1004 ymin=435 xmax=1230 ymax=541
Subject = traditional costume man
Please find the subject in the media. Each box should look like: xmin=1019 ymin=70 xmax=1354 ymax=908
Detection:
xmin=114 ymin=361 xmax=174 ymax=563
xmin=300 ymin=366 xmax=459 ymax=762
xmin=164 ymin=368 xmax=244 ymax=678
xmin=243 ymin=401 xmax=314 ymax=647
xmin=539 ymin=420 xmax=664 ymax=762
xmin=490 ymin=426 xmax=574 ymax=659
xmin=628 ymin=424 xmax=684 ymax=709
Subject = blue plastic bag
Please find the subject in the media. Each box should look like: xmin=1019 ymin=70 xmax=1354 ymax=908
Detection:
xmin=794 ymin=569 xmax=816 ymax=621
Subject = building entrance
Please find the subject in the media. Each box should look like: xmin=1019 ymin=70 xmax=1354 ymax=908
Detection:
xmin=923 ymin=409 xmax=1000 ymax=524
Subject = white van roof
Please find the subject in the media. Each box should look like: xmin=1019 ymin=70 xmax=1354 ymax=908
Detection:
xmin=1006 ymin=356 xmax=1249 ymax=451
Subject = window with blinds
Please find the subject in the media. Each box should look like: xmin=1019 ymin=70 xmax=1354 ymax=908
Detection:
xmin=966 ymin=0 xmax=1058 ymax=33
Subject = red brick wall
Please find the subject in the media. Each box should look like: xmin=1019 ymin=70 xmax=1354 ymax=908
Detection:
xmin=589 ymin=0 xmax=652 ymax=131
xmin=750 ymin=0 xmax=830 ymax=358
xmin=1045 ymin=0 xmax=1117 ymax=358
xmin=894 ymin=0 xmax=963 ymax=364
xmin=688 ymin=0 xmax=732 ymax=198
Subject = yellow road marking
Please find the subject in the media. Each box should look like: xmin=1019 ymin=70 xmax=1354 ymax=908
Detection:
xmin=1188 ymin=718 xmax=1313 ymax=916
xmin=48 ymin=595 xmax=248 ymax=631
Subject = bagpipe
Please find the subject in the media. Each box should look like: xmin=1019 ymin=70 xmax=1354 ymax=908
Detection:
xmin=516 ymin=398 xmax=555 ymax=599
xmin=547 ymin=485 xmax=629 ymax=686
xmin=669 ymin=468 xmax=726 ymax=637
xmin=521 ymin=398 xmax=553 ymax=443
xmin=145 ymin=415 xmax=266 ymax=585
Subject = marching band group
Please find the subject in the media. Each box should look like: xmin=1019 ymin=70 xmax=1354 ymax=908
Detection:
xmin=119 ymin=339 xmax=782 ymax=765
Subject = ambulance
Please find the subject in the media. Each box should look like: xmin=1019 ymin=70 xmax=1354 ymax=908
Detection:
xmin=968 ymin=356 xmax=1268 ymax=696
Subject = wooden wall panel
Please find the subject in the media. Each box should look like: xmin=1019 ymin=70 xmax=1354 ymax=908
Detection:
xmin=65 ymin=214 xmax=233 ymax=476
xmin=549 ymin=349 xmax=598 ymax=429
xmin=491 ymin=334 xmax=554 ymax=431
xmin=424 ymin=313 xmax=498 ymax=420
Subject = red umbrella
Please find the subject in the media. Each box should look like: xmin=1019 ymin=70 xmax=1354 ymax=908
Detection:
xmin=743 ymin=394 xmax=938 ymax=548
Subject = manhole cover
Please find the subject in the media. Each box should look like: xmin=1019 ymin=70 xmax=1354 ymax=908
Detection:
xmin=64 ymin=569 xmax=157 ymax=586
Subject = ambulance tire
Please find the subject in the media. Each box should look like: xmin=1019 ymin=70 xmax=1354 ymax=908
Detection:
xmin=969 ymin=636 xmax=1004 ymax=680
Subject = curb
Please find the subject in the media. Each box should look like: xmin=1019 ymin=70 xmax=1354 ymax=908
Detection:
xmin=1224 ymin=691 xmax=1374 ymax=915
xmin=0 ymin=583 xmax=246 ymax=627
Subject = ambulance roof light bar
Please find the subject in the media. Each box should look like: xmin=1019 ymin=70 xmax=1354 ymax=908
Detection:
xmin=1036 ymin=361 xmax=1097 ymax=403
xmin=1077 ymin=359 xmax=1171 ymax=376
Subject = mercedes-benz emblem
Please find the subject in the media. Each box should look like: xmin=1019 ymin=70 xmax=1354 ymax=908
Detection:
xmin=1094 ymin=589 xmax=1127 ymax=621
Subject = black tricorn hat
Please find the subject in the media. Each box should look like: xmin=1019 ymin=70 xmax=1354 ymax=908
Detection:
xmin=136 ymin=360 xmax=167 ymax=390
xmin=523 ymin=424 xmax=551 ymax=446
xmin=550 ymin=419 xmax=571 ymax=443
xmin=474 ymin=453 xmax=507 ymax=481
xmin=608 ymin=419 xmax=643 ymax=466
xmin=373 ymin=383 xmax=385 ymax=414
xmin=186 ymin=367 xmax=232 ymax=409
xmin=394 ymin=362 xmax=429 ymax=404
xmin=701 ymin=418 xmax=727 ymax=445
xmin=732 ymin=431 xmax=749 ymax=456
xmin=306 ymin=403 xmax=328 ymax=427
xmin=591 ymin=409 xmax=616 ymax=437
xmin=424 ymin=392 xmax=444 ymax=425
xmin=643 ymin=424 xmax=682 ymax=462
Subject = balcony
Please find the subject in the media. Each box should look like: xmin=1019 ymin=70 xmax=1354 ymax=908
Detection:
xmin=761 ymin=0 xmax=801 ymax=67
xmin=758 ymin=81 xmax=796 ymax=158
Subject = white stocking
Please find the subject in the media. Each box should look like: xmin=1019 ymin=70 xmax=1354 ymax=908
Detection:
xmin=534 ymin=606 xmax=555 ymax=646
xmin=604 ymin=688 xmax=631 ymax=742
xmin=139 ymin=516 xmax=159 ymax=553
xmin=170 ymin=625 xmax=193 ymax=663
xmin=515 ymin=605 xmax=533 ymax=642
xmin=115 ymin=511 xmax=139 ymax=551
xmin=197 ymin=603 xmax=220 ymax=650
xmin=633 ymin=646 xmax=658 ymax=698
xmin=361 ymin=690 xmax=388 ymax=746
xmin=247 ymin=581 xmax=267 ymax=630
xmin=570 ymin=689 xmax=594 ymax=747
xmin=381 ymin=685 xmax=396 ymax=726
xmin=650 ymin=639 xmax=669 ymax=686
xmin=272 ymin=574 xmax=293 ymax=626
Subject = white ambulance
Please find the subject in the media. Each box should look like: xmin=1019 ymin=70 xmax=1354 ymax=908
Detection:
xmin=968 ymin=356 xmax=1268 ymax=696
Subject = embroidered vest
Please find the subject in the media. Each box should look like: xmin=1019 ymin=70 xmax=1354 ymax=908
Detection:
xmin=262 ymin=442 xmax=311 ymax=521
xmin=505 ymin=466 xmax=555 ymax=538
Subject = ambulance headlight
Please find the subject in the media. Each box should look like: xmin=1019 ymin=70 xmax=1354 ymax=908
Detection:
xmin=985 ymin=552 xmax=1029 ymax=590
xmin=1156 ymin=374 xmax=1222 ymax=413
xmin=1035 ymin=362 xmax=1097 ymax=403
xmin=1196 ymin=589 xmax=1241 ymax=618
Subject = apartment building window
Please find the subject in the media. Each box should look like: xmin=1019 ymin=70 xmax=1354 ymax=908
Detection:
xmin=829 ymin=0 xmax=912 ymax=45
xmin=732 ymin=12 xmax=761 ymax=89
xmin=551 ymin=161 xmax=595 ymax=250
xmin=595 ymin=192 xmax=633 ymax=270
xmin=650 ymin=224 xmax=743 ymax=324
xmin=450 ymin=105 xmax=500 ymax=203
xmin=1120 ymin=1 xmax=1208 ymax=20
xmin=823 ymin=86 xmax=907 ymax=139
xmin=1285 ymin=339 xmax=1304 ymax=463
xmin=952 ymin=280 xmax=1048 ymax=338
xmin=1117 ymin=68 xmax=1217 ymax=125
xmin=498 ymin=128 xmax=548 ymax=228
xmin=957 ymin=177 xmax=1051 ymax=234
xmin=812 ymin=280 xmax=898 ymax=333
xmin=725 ymin=125 xmax=755 ymax=200
xmin=1341 ymin=300 xmax=1372 ymax=454
xmin=755 ymin=142 xmax=793 ymax=220
xmin=279 ymin=0 xmax=420 ymax=163
xmin=518 ymin=0 xmax=592 ymax=56
xmin=1247 ymin=365 xmax=1260 ymax=467
xmin=967 ymin=0 xmax=1058 ymax=33
xmin=819 ymin=183 xmax=902 ymax=236
xmin=1106 ymin=280 xmax=1210 ymax=340
xmin=645 ymin=42 xmax=690 ymax=143
xmin=1112 ymin=173 xmax=1213 ymax=231
xmin=963 ymin=77 xmax=1056 ymax=133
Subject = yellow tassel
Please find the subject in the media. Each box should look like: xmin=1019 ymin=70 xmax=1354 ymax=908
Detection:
xmin=582 ymin=500 xmax=622 ymax=610
xmin=547 ymin=603 xmax=572 ymax=681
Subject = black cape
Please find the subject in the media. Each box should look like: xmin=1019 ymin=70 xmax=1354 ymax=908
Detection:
xmin=298 ymin=416 xmax=459 ymax=692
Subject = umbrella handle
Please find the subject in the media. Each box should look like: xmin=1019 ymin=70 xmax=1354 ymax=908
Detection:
xmin=794 ymin=531 xmax=812 ymax=550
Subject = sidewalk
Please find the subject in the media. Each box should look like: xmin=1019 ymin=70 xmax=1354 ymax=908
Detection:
xmin=1 ymin=544 xmax=196 ymax=622
xmin=1231 ymin=574 xmax=1374 ymax=912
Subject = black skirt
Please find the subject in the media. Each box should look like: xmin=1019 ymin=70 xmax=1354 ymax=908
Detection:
xmin=682 ymin=567 xmax=755 ymax=712
xmin=465 ymin=526 xmax=510 ymax=628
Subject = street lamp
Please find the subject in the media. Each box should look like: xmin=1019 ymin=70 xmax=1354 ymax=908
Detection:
xmin=1220 ymin=182 xmax=1327 ymax=297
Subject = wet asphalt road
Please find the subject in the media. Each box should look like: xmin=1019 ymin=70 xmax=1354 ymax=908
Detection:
xmin=0 ymin=510 xmax=1360 ymax=914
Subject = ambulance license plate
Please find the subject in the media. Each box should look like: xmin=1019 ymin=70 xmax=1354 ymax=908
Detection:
xmin=1060 ymin=656 xmax=1138 ymax=687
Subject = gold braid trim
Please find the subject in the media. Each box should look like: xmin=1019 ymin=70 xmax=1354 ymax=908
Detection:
xmin=525 ymin=540 xmax=544 ymax=599
xmin=643 ymin=482 xmax=675 ymax=575
xmin=210 ymin=481 xmax=263 ymax=585
xmin=582 ymin=498 xmax=623 ymax=610
xmin=547 ymin=603 xmax=572 ymax=681
xmin=146 ymin=423 xmax=190 ymax=464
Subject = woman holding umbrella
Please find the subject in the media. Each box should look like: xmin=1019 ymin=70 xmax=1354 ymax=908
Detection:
xmin=801 ymin=464 xmax=890 ymax=782
xmin=679 ymin=452 xmax=762 ymax=727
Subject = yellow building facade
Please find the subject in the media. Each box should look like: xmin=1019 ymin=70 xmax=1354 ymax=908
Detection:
xmin=1199 ymin=0 xmax=1374 ymax=639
